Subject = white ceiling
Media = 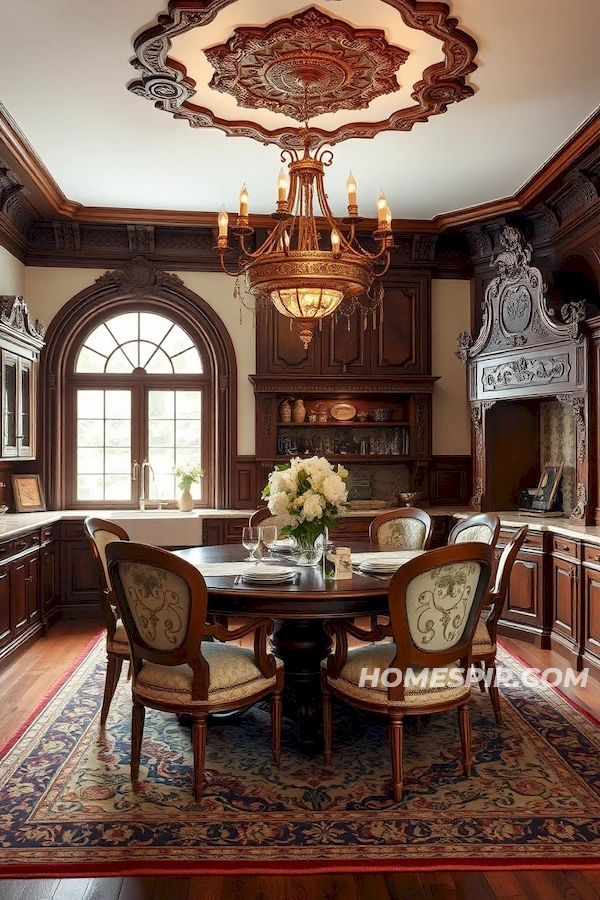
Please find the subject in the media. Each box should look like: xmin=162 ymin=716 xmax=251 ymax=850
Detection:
xmin=0 ymin=0 xmax=599 ymax=221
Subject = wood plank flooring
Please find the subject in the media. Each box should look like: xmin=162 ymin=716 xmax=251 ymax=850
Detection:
xmin=2 ymin=621 xmax=600 ymax=898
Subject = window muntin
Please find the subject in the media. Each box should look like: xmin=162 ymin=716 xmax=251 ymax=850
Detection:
xmin=72 ymin=311 xmax=208 ymax=507
xmin=76 ymin=389 xmax=132 ymax=501
xmin=75 ymin=312 xmax=202 ymax=374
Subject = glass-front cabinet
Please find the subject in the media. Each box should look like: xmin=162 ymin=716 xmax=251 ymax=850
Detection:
xmin=0 ymin=297 xmax=45 ymax=460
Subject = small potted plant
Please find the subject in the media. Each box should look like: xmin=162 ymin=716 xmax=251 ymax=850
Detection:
xmin=172 ymin=464 xmax=204 ymax=511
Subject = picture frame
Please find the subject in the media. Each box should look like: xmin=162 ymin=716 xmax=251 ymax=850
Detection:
xmin=531 ymin=464 xmax=563 ymax=512
xmin=11 ymin=474 xmax=46 ymax=513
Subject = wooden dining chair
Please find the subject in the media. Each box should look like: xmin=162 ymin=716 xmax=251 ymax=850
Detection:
xmin=249 ymin=507 xmax=286 ymax=536
xmin=448 ymin=512 xmax=501 ymax=547
xmin=472 ymin=525 xmax=528 ymax=725
xmin=322 ymin=542 xmax=496 ymax=801
xmin=84 ymin=516 xmax=132 ymax=726
xmin=106 ymin=540 xmax=284 ymax=802
xmin=369 ymin=507 xmax=433 ymax=550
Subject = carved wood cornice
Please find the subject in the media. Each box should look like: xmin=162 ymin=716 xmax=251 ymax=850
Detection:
xmin=0 ymin=295 xmax=46 ymax=347
xmin=248 ymin=374 xmax=439 ymax=394
xmin=128 ymin=0 xmax=477 ymax=150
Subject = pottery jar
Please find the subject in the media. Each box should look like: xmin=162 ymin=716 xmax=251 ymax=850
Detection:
xmin=292 ymin=399 xmax=307 ymax=423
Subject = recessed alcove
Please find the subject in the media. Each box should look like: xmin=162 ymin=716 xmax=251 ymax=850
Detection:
xmin=484 ymin=398 xmax=575 ymax=513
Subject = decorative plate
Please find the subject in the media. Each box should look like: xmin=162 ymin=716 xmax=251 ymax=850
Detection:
xmin=330 ymin=402 xmax=356 ymax=421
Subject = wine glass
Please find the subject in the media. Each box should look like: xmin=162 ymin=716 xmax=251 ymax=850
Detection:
xmin=242 ymin=526 xmax=261 ymax=562
xmin=259 ymin=525 xmax=277 ymax=558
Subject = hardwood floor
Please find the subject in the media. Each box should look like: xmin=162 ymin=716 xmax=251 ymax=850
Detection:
xmin=2 ymin=622 xmax=600 ymax=899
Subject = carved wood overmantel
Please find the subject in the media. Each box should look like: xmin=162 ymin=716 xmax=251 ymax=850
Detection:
xmin=458 ymin=226 xmax=590 ymax=520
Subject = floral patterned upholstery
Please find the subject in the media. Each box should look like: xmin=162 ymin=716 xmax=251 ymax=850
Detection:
xmin=375 ymin=518 xmax=427 ymax=549
xmin=405 ymin=561 xmax=483 ymax=652
xmin=251 ymin=513 xmax=286 ymax=537
xmin=453 ymin=524 xmax=494 ymax=544
xmin=114 ymin=560 xmax=191 ymax=652
xmin=136 ymin=643 xmax=283 ymax=707
xmin=322 ymin=644 xmax=469 ymax=707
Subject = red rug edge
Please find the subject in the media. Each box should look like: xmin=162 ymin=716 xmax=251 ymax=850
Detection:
xmin=0 ymin=631 xmax=104 ymax=760
xmin=4 ymin=857 xmax=600 ymax=878
xmin=498 ymin=640 xmax=600 ymax=729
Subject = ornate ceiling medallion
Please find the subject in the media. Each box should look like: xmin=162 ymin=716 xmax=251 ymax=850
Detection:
xmin=204 ymin=8 xmax=407 ymax=122
xmin=129 ymin=0 xmax=478 ymax=149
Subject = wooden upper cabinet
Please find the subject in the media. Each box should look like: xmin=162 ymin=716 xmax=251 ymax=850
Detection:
xmin=372 ymin=279 xmax=430 ymax=374
xmin=0 ymin=297 xmax=45 ymax=461
xmin=256 ymin=275 xmax=430 ymax=377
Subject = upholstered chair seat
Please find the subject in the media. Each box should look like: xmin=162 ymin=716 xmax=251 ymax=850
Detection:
xmin=471 ymin=620 xmax=494 ymax=656
xmin=322 ymin=542 xmax=496 ymax=801
xmin=136 ymin=644 xmax=283 ymax=708
xmin=321 ymin=644 xmax=469 ymax=708
xmin=106 ymin=621 xmax=129 ymax=654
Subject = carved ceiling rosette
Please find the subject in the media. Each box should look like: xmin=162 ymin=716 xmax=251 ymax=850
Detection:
xmin=128 ymin=0 xmax=478 ymax=149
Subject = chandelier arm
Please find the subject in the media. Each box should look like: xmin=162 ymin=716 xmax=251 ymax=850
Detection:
xmin=372 ymin=254 xmax=393 ymax=277
xmin=238 ymin=227 xmax=283 ymax=261
xmin=218 ymin=254 xmax=246 ymax=278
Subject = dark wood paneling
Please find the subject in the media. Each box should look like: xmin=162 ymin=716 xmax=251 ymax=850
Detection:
xmin=233 ymin=457 xmax=259 ymax=508
xmin=428 ymin=456 xmax=471 ymax=505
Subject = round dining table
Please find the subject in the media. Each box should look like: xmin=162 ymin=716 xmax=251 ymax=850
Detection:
xmin=175 ymin=542 xmax=420 ymax=748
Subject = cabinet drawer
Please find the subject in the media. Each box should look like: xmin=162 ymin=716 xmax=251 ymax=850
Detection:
xmin=224 ymin=519 xmax=247 ymax=542
xmin=583 ymin=544 xmax=600 ymax=566
xmin=61 ymin=521 xmax=86 ymax=541
xmin=41 ymin=524 xmax=59 ymax=543
xmin=12 ymin=531 xmax=40 ymax=555
xmin=552 ymin=536 xmax=580 ymax=559
xmin=0 ymin=539 xmax=14 ymax=562
xmin=500 ymin=528 xmax=543 ymax=550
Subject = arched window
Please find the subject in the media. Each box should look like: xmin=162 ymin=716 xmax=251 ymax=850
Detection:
xmin=72 ymin=311 xmax=207 ymax=505
xmin=41 ymin=264 xmax=237 ymax=511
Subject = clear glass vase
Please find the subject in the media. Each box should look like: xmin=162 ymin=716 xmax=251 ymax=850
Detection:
xmin=293 ymin=532 xmax=325 ymax=567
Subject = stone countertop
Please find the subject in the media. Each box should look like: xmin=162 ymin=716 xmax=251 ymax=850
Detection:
xmin=3 ymin=506 xmax=600 ymax=547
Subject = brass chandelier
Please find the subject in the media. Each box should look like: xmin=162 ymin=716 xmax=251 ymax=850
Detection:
xmin=214 ymin=127 xmax=394 ymax=349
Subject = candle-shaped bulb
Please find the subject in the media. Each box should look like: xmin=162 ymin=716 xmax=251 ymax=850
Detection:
xmin=277 ymin=167 xmax=288 ymax=201
xmin=218 ymin=205 xmax=229 ymax=238
xmin=331 ymin=228 xmax=341 ymax=253
xmin=239 ymin=184 xmax=249 ymax=217
xmin=377 ymin=190 xmax=387 ymax=225
xmin=346 ymin=171 xmax=357 ymax=207
xmin=385 ymin=204 xmax=392 ymax=226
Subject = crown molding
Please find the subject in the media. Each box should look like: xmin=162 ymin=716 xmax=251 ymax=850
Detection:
xmin=0 ymin=101 xmax=599 ymax=253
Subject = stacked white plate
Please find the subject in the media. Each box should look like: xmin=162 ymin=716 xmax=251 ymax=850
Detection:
xmin=242 ymin=564 xmax=297 ymax=584
xmin=358 ymin=553 xmax=415 ymax=575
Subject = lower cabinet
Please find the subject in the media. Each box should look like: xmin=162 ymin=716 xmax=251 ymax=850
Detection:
xmin=0 ymin=531 xmax=43 ymax=665
xmin=59 ymin=521 xmax=102 ymax=619
xmin=581 ymin=545 xmax=600 ymax=678
xmin=550 ymin=538 xmax=580 ymax=667
xmin=497 ymin=529 xmax=550 ymax=648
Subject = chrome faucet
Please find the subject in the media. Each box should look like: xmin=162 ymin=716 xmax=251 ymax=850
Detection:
xmin=133 ymin=459 xmax=154 ymax=510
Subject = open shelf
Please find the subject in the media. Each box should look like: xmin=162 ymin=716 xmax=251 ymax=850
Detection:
xmin=277 ymin=421 xmax=410 ymax=428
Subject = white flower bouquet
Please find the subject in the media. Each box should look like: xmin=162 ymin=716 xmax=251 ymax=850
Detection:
xmin=262 ymin=456 xmax=349 ymax=556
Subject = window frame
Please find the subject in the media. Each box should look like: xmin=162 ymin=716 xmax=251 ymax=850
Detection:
xmin=40 ymin=278 xmax=239 ymax=511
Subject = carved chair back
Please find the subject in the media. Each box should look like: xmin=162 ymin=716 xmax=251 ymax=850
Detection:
xmin=385 ymin=542 xmax=496 ymax=701
xmin=249 ymin=507 xmax=286 ymax=537
xmin=84 ymin=516 xmax=130 ymax=640
xmin=369 ymin=507 xmax=433 ymax=550
xmin=447 ymin=512 xmax=501 ymax=547
xmin=106 ymin=541 xmax=212 ymax=701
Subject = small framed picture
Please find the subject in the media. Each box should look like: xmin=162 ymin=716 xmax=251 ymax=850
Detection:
xmin=531 ymin=464 xmax=563 ymax=512
xmin=11 ymin=474 xmax=46 ymax=513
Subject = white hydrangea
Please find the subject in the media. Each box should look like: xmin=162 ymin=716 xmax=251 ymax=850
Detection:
xmin=321 ymin=473 xmax=348 ymax=505
xmin=268 ymin=490 xmax=291 ymax=517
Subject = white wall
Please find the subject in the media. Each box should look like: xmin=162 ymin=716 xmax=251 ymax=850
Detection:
xmin=431 ymin=279 xmax=471 ymax=455
xmin=0 ymin=246 xmax=26 ymax=295
xmin=24 ymin=267 xmax=256 ymax=455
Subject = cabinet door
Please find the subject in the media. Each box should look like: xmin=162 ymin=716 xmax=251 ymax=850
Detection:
xmin=321 ymin=305 xmax=366 ymax=374
xmin=18 ymin=359 xmax=33 ymax=457
xmin=1 ymin=351 xmax=18 ymax=457
xmin=582 ymin=566 xmax=600 ymax=663
xmin=369 ymin=279 xmax=430 ymax=375
xmin=11 ymin=558 xmax=28 ymax=633
xmin=0 ymin=569 xmax=10 ymax=648
xmin=26 ymin=552 xmax=40 ymax=624
xmin=42 ymin=542 xmax=60 ymax=622
xmin=501 ymin=550 xmax=546 ymax=635
xmin=552 ymin=556 xmax=578 ymax=641
xmin=257 ymin=306 xmax=319 ymax=374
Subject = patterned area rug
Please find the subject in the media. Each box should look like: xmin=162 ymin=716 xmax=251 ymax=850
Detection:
xmin=3 ymin=638 xmax=600 ymax=876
